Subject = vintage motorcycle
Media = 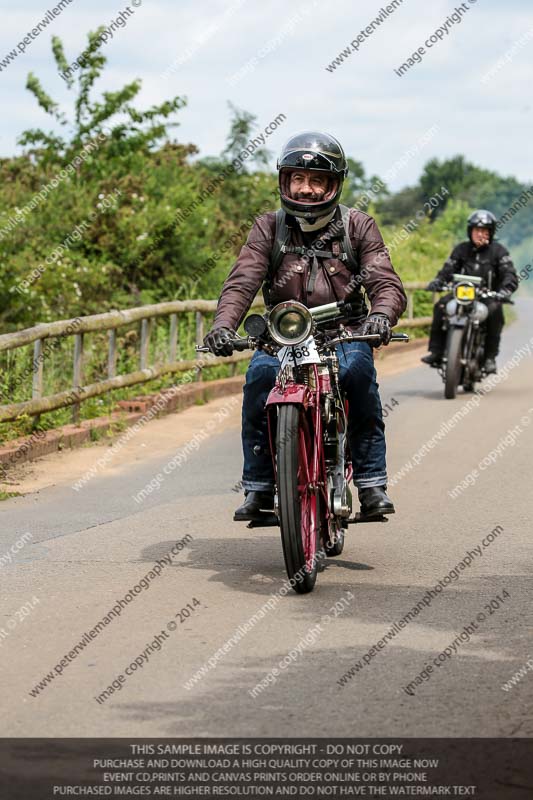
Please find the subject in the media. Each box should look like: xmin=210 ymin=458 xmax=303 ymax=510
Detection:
xmin=428 ymin=274 xmax=514 ymax=399
xmin=197 ymin=300 xmax=408 ymax=593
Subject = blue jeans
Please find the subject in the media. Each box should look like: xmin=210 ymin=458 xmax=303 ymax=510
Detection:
xmin=241 ymin=342 xmax=387 ymax=492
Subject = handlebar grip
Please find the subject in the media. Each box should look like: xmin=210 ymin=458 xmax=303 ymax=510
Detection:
xmin=232 ymin=337 xmax=251 ymax=351
xmin=195 ymin=337 xmax=251 ymax=355
xmin=482 ymin=292 xmax=514 ymax=305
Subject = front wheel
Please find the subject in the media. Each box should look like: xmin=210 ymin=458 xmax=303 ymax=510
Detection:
xmin=276 ymin=404 xmax=321 ymax=594
xmin=444 ymin=327 xmax=464 ymax=399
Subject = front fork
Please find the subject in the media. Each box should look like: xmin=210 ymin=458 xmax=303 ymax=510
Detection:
xmin=265 ymin=372 xmax=322 ymax=517
xmin=441 ymin=315 xmax=478 ymax=382
xmin=265 ymin=366 xmax=336 ymax=522
xmin=440 ymin=313 xmax=466 ymax=376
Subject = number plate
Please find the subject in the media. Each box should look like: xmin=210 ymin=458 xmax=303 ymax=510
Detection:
xmin=277 ymin=336 xmax=321 ymax=368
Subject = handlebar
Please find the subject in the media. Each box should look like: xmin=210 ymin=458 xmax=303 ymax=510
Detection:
xmin=483 ymin=290 xmax=514 ymax=304
xmin=195 ymin=331 xmax=409 ymax=354
xmin=425 ymin=284 xmax=514 ymax=304
xmin=326 ymin=332 xmax=409 ymax=347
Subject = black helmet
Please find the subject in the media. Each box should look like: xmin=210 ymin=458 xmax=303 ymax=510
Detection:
xmin=467 ymin=209 xmax=497 ymax=243
xmin=277 ymin=131 xmax=348 ymax=220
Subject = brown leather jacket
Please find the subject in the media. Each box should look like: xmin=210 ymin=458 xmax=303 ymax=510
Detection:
xmin=214 ymin=206 xmax=407 ymax=330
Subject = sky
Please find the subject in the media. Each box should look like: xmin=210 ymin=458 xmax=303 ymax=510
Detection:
xmin=1 ymin=0 xmax=531 ymax=191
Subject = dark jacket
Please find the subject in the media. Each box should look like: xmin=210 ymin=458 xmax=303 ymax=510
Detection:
xmin=435 ymin=240 xmax=518 ymax=292
xmin=214 ymin=206 xmax=407 ymax=331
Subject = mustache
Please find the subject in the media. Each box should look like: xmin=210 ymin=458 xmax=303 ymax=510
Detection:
xmin=293 ymin=190 xmax=325 ymax=201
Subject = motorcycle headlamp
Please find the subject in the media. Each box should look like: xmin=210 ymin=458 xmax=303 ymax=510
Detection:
xmin=267 ymin=301 xmax=313 ymax=346
xmin=455 ymin=282 xmax=476 ymax=304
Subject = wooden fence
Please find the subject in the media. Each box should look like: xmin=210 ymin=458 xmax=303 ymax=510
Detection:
xmin=0 ymin=284 xmax=431 ymax=423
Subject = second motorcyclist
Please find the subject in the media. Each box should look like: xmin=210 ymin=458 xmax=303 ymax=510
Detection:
xmin=422 ymin=209 xmax=518 ymax=373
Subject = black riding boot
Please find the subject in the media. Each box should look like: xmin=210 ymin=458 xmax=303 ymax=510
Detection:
xmin=358 ymin=486 xmax=395 ymax=517
xmin=234 ymin=491 xmax=274 ymax=522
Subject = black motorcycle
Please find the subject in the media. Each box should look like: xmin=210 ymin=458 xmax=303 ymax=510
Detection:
xmin=428 ymin=274 xmax=513 ymax=399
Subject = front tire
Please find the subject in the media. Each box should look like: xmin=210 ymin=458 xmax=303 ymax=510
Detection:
xmin=277 ymin=404 xmax=320 ymax=594
xmin=444 ymin=327 xmax=463 ymax=399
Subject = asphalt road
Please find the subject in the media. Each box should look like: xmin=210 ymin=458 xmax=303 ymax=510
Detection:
xmin=2 ymin=299 xmax=533 ymax=737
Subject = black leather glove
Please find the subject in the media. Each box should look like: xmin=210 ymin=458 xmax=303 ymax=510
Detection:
xmin=427 ymin=279 xmax=443 ymax=292
xmin=203 ymin=326 xmax=236 ymax=356
xmin=361 ymin=313 xmax=392 ymax=346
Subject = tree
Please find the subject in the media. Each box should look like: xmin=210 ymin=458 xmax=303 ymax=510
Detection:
xmin=19 ymin=29 xmax=187 ymax=167
xmin=418 ymin=156 xmax=491 ymax=219
xmin=0 ymin=31 xmax=281 ymax=329
xmin=221 ymin=102 xmax=272 ymax=170
xmin=418 ymin=156 xmax=533 ymax=245
xmin=376 ymin=186 xmax=424 ymax=226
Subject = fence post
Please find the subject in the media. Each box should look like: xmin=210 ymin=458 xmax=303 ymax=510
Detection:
xmin=107 ymin=329 xmax=117 ymax=379
xmin=195 ymin=312 xmax=204 ymax=382
xmin=407 ymin=289 xmax=414 ymax=320
xmin=32 ymin=338 xmax=44 ymax=428
xmin=169 ymin=313 xmax=178 ymax=362
xmin=32 ymin=339 xmax=43 ymax=399
xmin=140 ymin=318 xmax=152 ymax=370
xmin=72 ymin=333 xmax=84 ymax=424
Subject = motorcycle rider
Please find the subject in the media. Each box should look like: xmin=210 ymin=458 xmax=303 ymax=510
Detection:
xmin=204 ymin=131 xmax=407 ymax=521
xmin=421 ymin=209 xmax=518 ymax=373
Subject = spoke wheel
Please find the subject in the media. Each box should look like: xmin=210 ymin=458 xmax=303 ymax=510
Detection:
xmin=277 ymin=404 xmax=320 ymax=594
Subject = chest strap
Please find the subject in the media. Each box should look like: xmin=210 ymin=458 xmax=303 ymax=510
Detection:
xmin=280 ymin=243 xmax=348 ymax=260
